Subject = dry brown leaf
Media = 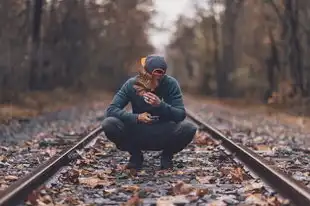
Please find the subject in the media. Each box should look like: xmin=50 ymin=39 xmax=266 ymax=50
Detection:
xmin=63 ymin=169 xmax=79 ymax=183
xmin=93 ymin=138 xmax=106 ymax=148
xmin=195 ymin=188 xmax=208 ymax=197
xmin=157 ymin=195 xmax=188 ymax=206
xmin=243 ymin=182 xmax=264 ymax=193
xmin=245 ymin=193 xmax=267 ymax=205
xmin=267 ymin=196 xmax=289 ymax=206
xmin=254 ymin=145 xmax=272 ymax=151
xmin=0 ymin=155 xmax=7 ymax=162
xmin=99 ymin=168 xmax=114 ymax=176
xmin=44 ymin=147 xmax=57 ymax=157
xmin=196 ymin=176 xmax=215 ymax=184
xmin=123 ymin=168 xmax=138 ymax=177
xmin=79 ymin=169 xmax=92 ymax=176
xmin=0 ymin=184 xmax=8 ymax=191
xmin=26 ymin=187 xmax=46 ymax=206
xmin=104 ymin=188 xmax=118 ymax=194
xmin=230 ymin=167 xmax=247 ymax=183
xmin=37 ymin=194 xmax=54 ymax=205
xmin=24 ymin=141 xmax=33 ymax=147
xmin=76 ymin=156 xmax=97 ymax=166
xmin=194 ymin=132 xmax=215 ymax=146
xmin=36 ymin=200 xmax=54 ymax=206
xmin=220 ymin=167 xmax=231 ymax=176
xmin=172 ymin=181 xmax=194 ymax=195
xmin=121 ymin=195 xmax=142 ymax=206
xmin=4 ymin=175 xmax=18 ymax=181
xmin=121 ymin=185 xmax=140 ymax=192
xmin=60 ymin=187 xmax=72 ymax=192
xmin=78 ymin=176 xmax=111 ymax=188
xmin=64 ymin=196 xmax=82 ymax=205
xmin=208 ymin=199 xmax=227 ymax=206
xmin=94 ymin=151 xmax=108 ymax=157
xmin=96 ymin=172 xmax=112 ymax=180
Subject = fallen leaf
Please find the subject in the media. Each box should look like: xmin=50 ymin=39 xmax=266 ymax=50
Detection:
xmin=230 ymin=167 xmax=248 ymax=183
xmin=157 ymin=195 xmax=189 ymax=206
xmin=254 ymin=145 xmax=272 ymax=151
xmin=64 ymin=196 xmax=82 ymax=205
xmin=36 ymin=194 xmax=53 ymax=205
xmin=78 ymin=176 xmax=111 ymax=188
xmin=267 ymin=196 xmax=290 ymax=206
xmin=0 ymin=155 xmax=7 ymax=162
xmin=243 ymin=182 xmax=264 ymax=193
xmin=121 ymin=195 xmax=142 ymax=206
xmin=44 ymin=147 xmax=57 ymax=157
xmin=245 ymin=193 xmax=267 ymax=205
xmin=172 ymin=181 xmax=194 ymax=195
xmin=220 ymin=167 xmax=231 ymax=176
xmin=4 ymin=175 xmax=18 ymax=181
xmin=194 ymin=132 xmax=215 ymax=146
xmin=195 ymin=188 xmax=208 ymax=197
xmin=36 ymin=200 xmax=53 ymax=206
xmin=196 ymin=176 xmax=215 ymax=184
xmin=208 ymin=199 xmax=228 ymax=206
xmin=121 ymin=185 xmax=140 ymax=192
xmin=104 ymin=188 xmax=118 ymax=194
xmin=62 ymin=169 xmax=79 ymax=183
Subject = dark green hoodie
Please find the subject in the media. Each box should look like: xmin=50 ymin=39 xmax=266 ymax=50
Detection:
xmin=105 ymin=75 xmax=186 ymax=124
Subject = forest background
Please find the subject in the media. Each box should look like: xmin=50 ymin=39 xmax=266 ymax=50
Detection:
xmin=1 ymin=0 xmax=309 ymax=120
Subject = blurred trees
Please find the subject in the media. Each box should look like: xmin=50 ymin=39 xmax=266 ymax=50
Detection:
xmin=0 ymin=0 xmax=154 ymax=102
xmin=166 ymin=0 xmax=310 ymax=104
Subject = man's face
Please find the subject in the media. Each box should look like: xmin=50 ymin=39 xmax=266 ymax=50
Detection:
xmin=151 ymin=68 xmax=165 ymax=81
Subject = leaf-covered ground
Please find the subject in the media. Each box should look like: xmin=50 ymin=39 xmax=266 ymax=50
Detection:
xmin=0 ymin=94 xmax=307 ymax=205
xmin=185 ymin=97 xmax=310 ymax=189
xmin=0 ymin=101 xmax=108 ymax=191
xmin=23 ymin=132 xmax=290 ymax=206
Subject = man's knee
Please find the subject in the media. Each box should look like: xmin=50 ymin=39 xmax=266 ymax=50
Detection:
xmin=177 ymin=120 xmax=197 ymax=139
xmin=102 ymin=117 xmax=125 ymax=137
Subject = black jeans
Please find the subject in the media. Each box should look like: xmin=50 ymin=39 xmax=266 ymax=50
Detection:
xmin=102 ymin=117 xmax=197 ymax=155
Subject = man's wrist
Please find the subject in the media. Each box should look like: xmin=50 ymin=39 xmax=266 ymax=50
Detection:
xmin=132 ymin=113 xmax=139 ymax=123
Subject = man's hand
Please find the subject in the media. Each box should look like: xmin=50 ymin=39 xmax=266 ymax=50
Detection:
xmin=138 ymin=112 xmax=152 ymax=124
xmin=143 ymin=92 xmax=161 ymax=106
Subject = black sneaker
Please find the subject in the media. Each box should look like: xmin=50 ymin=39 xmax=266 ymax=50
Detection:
xmin=160 ymin=153 xmax=173 ymax=170
xmin=126 ymin=152 xmax=143 ymax=170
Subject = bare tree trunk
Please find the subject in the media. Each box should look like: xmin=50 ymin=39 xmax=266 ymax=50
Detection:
xmin=219 ymin=0 xmax=244 ymax=97
xmin=29 ymin=0 xmax=44 ymax=90
xmin=210 ymin=0 xmax=221 ymax=97
xmin=265 ymin=27 xmax=281 ymax=101
xmin=284 ymin=0 xmax=304 ymax=94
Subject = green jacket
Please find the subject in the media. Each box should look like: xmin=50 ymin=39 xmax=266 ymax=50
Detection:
xmin=105 ymin=75 xmax=186 ymax=123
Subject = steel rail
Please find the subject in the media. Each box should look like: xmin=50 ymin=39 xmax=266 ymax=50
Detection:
xmin=186 ymin=109 xmax=310 ymax=206
xmin=0 ymin=126 xmax=103 ymax=206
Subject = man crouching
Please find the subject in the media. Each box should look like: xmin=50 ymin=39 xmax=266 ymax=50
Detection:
xmin=102 ymin=55 xmax=197 ymax=170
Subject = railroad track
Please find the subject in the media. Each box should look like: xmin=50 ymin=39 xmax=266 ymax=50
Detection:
xmin=0 ymin=109 xmax=309 ymax=205
xmin=186 ymin=102 xmax=310 ymax=189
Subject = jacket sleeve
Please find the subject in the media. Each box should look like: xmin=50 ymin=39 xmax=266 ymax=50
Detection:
xmin=105 ymin=79 xmax=138 ymax=123
xmin=158 ymin=78 xmax=186 ymax=123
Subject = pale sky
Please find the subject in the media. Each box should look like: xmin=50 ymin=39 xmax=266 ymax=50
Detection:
xmin=149 ymin=0 xmax=195 ymax=52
